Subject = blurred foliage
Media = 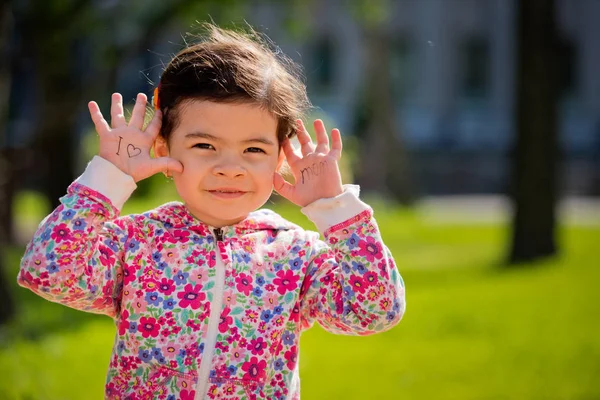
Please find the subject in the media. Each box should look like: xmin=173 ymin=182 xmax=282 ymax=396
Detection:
xmin=349 ymin=0 xmax=391 ymax=28
xmin=2 ymin=198 xmax=599 ymax=399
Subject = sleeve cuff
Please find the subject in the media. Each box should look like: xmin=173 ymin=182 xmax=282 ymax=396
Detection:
xmin=300 ymin=184 xmax=371 ymax=233
xmin=75 ymin=156 xmax=136 ymax=210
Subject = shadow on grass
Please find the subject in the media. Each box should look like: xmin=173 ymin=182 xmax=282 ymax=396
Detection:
xmin=0 ymin=246 xmax=113 ymax=347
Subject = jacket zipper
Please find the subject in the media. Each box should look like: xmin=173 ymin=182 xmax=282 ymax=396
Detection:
xmin=194 ymin=228 xmax=226 ymax=400
xmin=214 ymin=227 xmax=224 ymax=241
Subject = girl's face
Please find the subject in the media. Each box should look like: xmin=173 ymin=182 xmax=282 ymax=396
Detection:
xmin=155 ymin=100 xmax=284 ymax=228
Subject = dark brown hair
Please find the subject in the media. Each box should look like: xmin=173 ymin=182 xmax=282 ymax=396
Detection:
xmin=156 ymin=23 xmax=311 ymax=144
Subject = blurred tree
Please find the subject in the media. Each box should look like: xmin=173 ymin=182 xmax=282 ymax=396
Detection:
xmin=1 ymin=0 xmax=15 ymax=246
xmin=0 ymin=0 xmax=16 ymax=324
xmin=0 ymin=0 xmax=15 ymax=324
xmin=508 ymin=0 xmax=559 ymax=263
xmin=11 ymin=1 xmax=94 ymax=213
xmin=350 ymin=0 xmax=414 ymax=204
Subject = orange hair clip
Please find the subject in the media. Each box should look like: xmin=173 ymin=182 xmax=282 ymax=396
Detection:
xmin=152 ymin=86 xmax=160 ymax=110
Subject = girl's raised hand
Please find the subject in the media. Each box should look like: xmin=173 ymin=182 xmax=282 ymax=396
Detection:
xmin=88 ymin=93 xmax=183 ymax=182
xmin=273 ymin=119 xmax=344 ymax=207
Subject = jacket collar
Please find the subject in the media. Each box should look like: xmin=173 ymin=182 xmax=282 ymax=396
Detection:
xmin=142 ymin=201 xmax=300 ymax=236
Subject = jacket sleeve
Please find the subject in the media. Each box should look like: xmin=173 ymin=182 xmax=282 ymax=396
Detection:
xmin=298 ymin=185 xmax=405 ymax=335
xmin=17 ymin=156 xmax=137 ymax=318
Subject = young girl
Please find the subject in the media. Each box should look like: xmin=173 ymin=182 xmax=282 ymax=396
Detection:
xmin=18 ymin=24 xmax=405 ymax=400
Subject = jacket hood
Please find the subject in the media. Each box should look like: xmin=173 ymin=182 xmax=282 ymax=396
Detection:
xmin=139 ymin=201 xmax=301 ymax=236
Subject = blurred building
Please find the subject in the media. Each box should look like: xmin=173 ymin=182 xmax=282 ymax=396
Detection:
xmin=244 ymin=0 xmax=600 ymax=196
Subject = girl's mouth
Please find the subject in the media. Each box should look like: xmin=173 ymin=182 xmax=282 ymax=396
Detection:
xmin=208 ymin=189 xmax=247 ymax=199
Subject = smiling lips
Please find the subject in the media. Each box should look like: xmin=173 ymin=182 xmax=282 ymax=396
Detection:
xmin=208 ymin=189 xmax=247 ymax=199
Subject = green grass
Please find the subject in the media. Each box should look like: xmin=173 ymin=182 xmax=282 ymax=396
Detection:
xmin=2 ymin=194 xmax=599 ymax=399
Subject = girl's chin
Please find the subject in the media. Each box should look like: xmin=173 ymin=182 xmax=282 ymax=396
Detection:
xmin=180 ymin=193 xmax=272 ymax=226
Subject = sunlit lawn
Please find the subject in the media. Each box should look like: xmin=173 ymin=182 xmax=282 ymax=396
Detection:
xmin=1 ymin=189 xmax=599 ymax=399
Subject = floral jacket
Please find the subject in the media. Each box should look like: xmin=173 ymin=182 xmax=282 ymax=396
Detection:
xmin=18 ymin=157 xmax=405 ymax=400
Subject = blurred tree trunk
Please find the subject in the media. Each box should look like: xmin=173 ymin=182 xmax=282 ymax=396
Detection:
xmin=508 ymin=0 xmax=559 ymax=263
xmin=0 ymin=0 xmax=15 ymax=324
xmin=352 ymin=1 xmax=414 ymax=204
xmin=33 ymin=36 xmax=81 ymax=211
xmin=14 ymin=2 xmax=90 ymax=211
xmin=35 ymin=80 xmax=80 ymax=211
xmin=0 ymin=0 xmax=15 ymax=243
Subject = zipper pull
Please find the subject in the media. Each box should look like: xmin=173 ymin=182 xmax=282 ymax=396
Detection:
xmin=214 ymin=228 xmax=223 ymax=242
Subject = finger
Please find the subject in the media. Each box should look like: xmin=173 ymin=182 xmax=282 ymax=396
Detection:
xmin=313 ymin=119 xmax=330 ymax=154
xmin=110 ymin=93 xmax=127 ymax=128
xmin=273 ymin=172 xmax=296 ymax=202
xmin=282 ymin=138 xmax=301 ymax=165
xmin=295 ymin=119 xmax=315 ymax=157
xmin=145 ymin=110 xmax=162 ymax=139
xmin=128 ymin=93 xmax=148 ymax=130
xmin=329 ymin=128 xmax=343 ymax=160
xmin=88 ymin=101 xmax=111 ymax=137
xmin=148 ymin=157 xmax=184 ymax=177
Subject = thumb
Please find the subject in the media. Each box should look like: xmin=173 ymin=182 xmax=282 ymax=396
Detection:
xmin=273 ymin=172 xmax=295 ymax=202
xmin=148 ymin=157 xmax=184 ymax=177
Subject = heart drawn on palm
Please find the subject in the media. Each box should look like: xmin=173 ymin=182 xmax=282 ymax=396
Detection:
xmin=127 ymin=144 xmax=142 ymax=158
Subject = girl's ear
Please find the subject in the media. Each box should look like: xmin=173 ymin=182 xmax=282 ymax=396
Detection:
xmin=276 ymin=147 xmax=293 ymax=179
xmin=276 ymin=147 xmax=286 ymax=172
xmin=154 ymin=136 xmax=169 ymax=158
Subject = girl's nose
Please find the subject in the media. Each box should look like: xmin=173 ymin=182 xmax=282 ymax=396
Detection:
xmin=212 ymin=162 xmax=246 ymax=178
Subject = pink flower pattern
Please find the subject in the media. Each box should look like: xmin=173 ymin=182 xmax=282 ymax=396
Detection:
xmin=18 ymin=182 xmax=405 ymax=399
xmin=177 ymin=283 xmax=205 ymax=309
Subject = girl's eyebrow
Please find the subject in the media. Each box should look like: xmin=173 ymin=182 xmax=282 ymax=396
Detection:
xmin=242 ymin=137 xmax=276 ymax=146
xmin=185 ymin=132 xmax=275 ymax=146
xmin=185 ymin=132 xmax=219 ymax=141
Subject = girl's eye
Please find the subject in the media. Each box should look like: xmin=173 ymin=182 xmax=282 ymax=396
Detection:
xmin=193 ymin=143 xmax=214 ymax=150
xmin=245 ymin=147 xmax=266 ymax=154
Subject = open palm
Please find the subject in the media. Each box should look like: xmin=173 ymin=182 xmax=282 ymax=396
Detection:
xmin=88 ymin=93 xmax=182 ymax=182
xmin=274 ymin=119 xmax=344 ymax=207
